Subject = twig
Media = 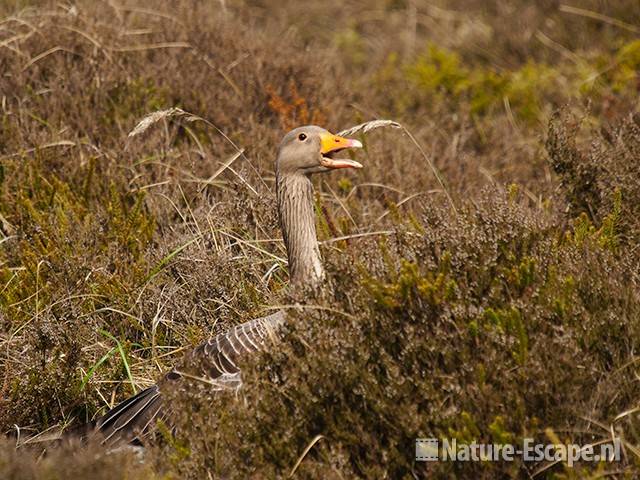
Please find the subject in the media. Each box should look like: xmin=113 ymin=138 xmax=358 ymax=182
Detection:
xmin=289 ymin=435 xmax=325 ymax=477
xmin=559 ymin=4 xmax=640 ymax=34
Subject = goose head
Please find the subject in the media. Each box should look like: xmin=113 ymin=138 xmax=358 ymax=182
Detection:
xmin=276 ymin=126 xmax=363 ymax=176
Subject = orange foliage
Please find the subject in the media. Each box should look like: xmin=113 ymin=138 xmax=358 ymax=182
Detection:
xmin=266 ymin=80 xmax=326 ymax=131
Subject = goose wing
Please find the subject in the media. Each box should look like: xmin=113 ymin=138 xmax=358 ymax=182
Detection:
xmin=90 ymin=310 xmax=285 ymax=447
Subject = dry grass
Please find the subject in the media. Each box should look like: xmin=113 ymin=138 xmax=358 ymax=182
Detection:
xmin=0 ymin=0 xmax=639 ymax=478
xmin=127 ymin=108 xmax=202 ymax=138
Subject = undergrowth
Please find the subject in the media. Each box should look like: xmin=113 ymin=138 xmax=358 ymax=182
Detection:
xmin=0 ymin=0 xmax=639 ymax=478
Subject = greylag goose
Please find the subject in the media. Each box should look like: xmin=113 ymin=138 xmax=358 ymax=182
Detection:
xmin=89 ymin=126 xmax=363 ymax=447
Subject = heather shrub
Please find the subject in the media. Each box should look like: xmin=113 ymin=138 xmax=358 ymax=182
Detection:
xmin=547 ymin=111 xmax=640 ymax=249
xmin=157 ymin=193 xmax=640 ymax=478
xmin=0 ymin=437 xmax=156 ymax=480
xmin=0 ymin=1 xmax=639 ymax=479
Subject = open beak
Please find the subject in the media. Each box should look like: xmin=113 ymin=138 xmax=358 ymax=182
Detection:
xmin=319 ymin=132 xmax=363 ymax=169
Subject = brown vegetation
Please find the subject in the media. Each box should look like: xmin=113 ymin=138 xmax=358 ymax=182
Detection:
xmin=0 ymin=0 xmax=639 ymax=478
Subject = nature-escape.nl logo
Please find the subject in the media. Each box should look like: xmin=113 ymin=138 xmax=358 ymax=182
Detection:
xmin=415 ymin=438 xmax=621 ymax=467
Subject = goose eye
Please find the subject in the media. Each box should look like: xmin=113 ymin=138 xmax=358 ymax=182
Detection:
xmin=298 ymin=133 xmax=307 ymax=141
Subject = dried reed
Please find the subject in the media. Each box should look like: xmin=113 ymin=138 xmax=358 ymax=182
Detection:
xmin=339 ymin=119 xmax=458 ymax=213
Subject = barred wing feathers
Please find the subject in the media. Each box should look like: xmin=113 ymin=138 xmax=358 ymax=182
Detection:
xmin=91 ymin=311 xmax=285 ymax=447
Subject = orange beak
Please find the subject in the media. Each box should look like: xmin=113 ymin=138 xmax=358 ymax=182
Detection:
xmin=319 ymin=132 xmax=363 ymax=169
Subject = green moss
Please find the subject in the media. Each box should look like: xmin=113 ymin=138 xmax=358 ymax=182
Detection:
xmin=405 ymin=44 xmax=557 ymax=123
xmin=448 ymin=411 xmax=481 ymax=444
xmin=102 ymin=78 xmax=171 ymax=128
xmin=597 ymin=188 xmax=622 ymax=251
xmin=488 ymin=416 xmax=514 ymax=445
xmin=510 ymin=256 xmax=536 ymax=292
xmin=609 ymin=40 xmax=640 ymax=93
xmin=481 ymin=307 xmax=528 ymax=365
xmin=366 ymin=258 xmax=456 ymax=310
xmin=407 ymin=44 xmax=467 ymax=96
xmin=1 ymin=1 xmax=640 ymax=477
xmin=387 ymin=37 xmax=640 ymax=125
xmin=466 ymin=68 xmax=510 ymax=116
xmin=504 ymin=62 xmax=554 ymax=122
xmin=544 ymin=268 xmax=577 ymax=320
xmin=565 ymin=189 xmax=621 ymax=252
xmin=105 ymin=186 xmax=156 ymax=265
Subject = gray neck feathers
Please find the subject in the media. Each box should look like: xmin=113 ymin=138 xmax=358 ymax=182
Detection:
xmin=276 ymin=171 xmax=324 ymax=288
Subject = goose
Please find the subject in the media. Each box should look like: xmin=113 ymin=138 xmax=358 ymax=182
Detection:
xmin=84 ymin=126 xmax=364 ymax=447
